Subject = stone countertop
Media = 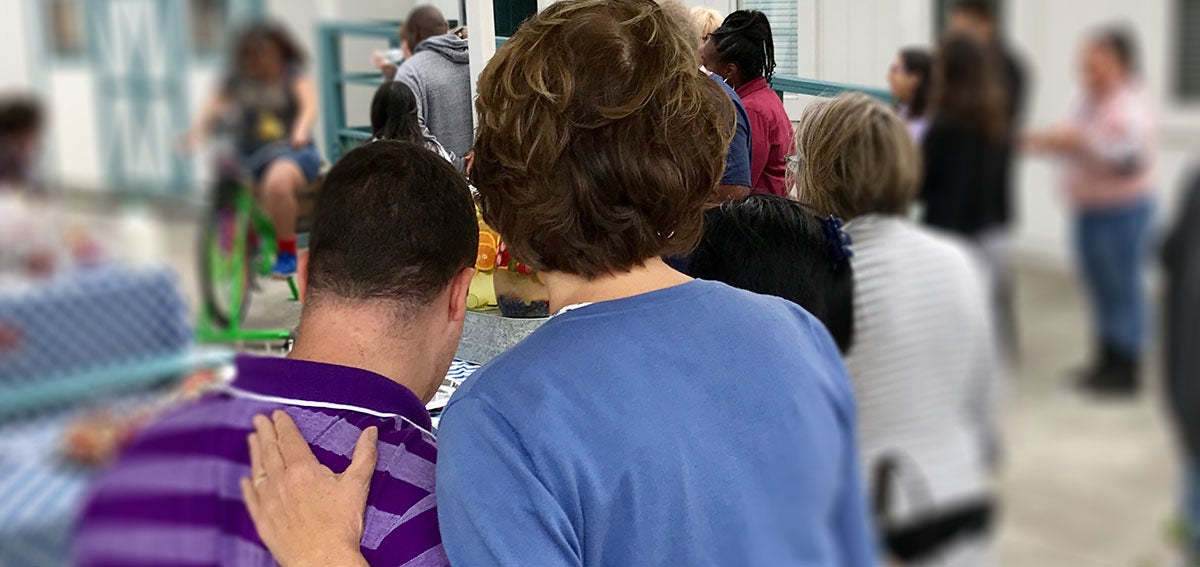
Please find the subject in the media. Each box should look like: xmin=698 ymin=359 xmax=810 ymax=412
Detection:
xmin=455 ymin=309 xmax=547 ymax=365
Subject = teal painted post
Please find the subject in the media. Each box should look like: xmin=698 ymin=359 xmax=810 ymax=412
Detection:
xmin=769 ymin=76 xmax=894 ymax=104
xmin=84 ymin=0 xmax=124 ymax=192
xmin=317 ymin=24 xmax=345 ymax=162
xmin=163 ymin=0 xmax=192 ymax=195
xmin=316 ymin=22 xmax=402 ymax=164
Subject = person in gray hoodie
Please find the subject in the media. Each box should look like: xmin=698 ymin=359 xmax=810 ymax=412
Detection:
xmin=395 ymin=6 xmax=473 ymax=170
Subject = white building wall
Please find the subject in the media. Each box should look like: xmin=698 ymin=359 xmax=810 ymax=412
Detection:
xmin=46 ymin=69 xmax=104 ymax=190
xmin=0 ymin=0 xmax=33 ymax=92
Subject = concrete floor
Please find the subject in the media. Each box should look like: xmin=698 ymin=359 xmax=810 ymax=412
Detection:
xmin=65 ymin=201 xmax=1183 ymax=566
xmin=997 ymin=265 xmax=1179 ymax=566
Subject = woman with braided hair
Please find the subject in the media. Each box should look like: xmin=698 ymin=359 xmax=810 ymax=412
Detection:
xmin=701 ymin=10 xmax=794 ymax=197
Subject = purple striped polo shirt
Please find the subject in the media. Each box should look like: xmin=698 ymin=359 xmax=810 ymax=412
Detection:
xmin=73 ymin=355 xmax=448 ymax=567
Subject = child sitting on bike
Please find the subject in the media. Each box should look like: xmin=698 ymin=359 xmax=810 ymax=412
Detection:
xmin=185 ymin=22 xmax=320 ymax=278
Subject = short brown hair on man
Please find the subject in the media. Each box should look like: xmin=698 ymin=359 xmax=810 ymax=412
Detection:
xmin=306 ymin=141 xmax=477 ymax=316
xmin=792 ymin=93 xmax=920 ymax=220
xmin=471 ymin=0 xmax=734 ymax=278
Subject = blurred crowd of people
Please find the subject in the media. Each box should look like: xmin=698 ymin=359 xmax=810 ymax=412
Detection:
xmin=3 ymin=0 xmax=1195 ymax=565
xmin=887 ymin=1 xmax=1158 ymax=400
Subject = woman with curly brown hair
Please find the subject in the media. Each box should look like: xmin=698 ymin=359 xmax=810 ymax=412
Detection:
xmin=234 ymin=0 xmax=874 ymax=565
xmin=437 ymin=1 xmax=871 ymax=564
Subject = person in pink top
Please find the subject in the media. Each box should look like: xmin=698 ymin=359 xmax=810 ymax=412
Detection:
xmin=700 ymin=10 xmax=794 ymax=197
xmin=1027 ymin=27 xmax=1156 ymax=395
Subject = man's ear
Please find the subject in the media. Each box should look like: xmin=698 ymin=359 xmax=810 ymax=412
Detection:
xmin=447 ymin=267 xmax=475 ymax=323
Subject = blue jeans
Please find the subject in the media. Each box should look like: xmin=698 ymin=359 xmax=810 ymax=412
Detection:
xmin=240 ymin=142 xmax=322 ymax=184
xmin=1074 ymin=197 xmax=1154 ymax=357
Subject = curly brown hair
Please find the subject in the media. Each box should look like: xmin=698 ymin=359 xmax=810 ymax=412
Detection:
xmin=471 ymin=0 xmax=734 ymax=279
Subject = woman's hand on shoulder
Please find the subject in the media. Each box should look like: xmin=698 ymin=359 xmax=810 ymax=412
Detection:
xmin=241 ymin=410 xmax=376 ymax=567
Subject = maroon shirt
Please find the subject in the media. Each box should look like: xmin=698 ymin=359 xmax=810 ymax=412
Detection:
xmin=736 ymin=77 xmax=795 ymax=197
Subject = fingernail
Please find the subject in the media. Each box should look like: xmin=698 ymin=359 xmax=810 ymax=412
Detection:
xmin=272 ymin=409 xmax=287 ymax=420
xmin=366 ymin=426 xmax=378 ymax=442
xmin=252 ymin=414 xmax=268 ymax=427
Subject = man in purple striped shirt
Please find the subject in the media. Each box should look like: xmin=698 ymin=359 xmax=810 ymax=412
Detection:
xmin=73 ymin=140 xmax=480 ymax=567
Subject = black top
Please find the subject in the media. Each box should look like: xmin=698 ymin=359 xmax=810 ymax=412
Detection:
xmin=223 ymin=65 xmax=302 ymax=153
xmin=919 ymin=114 xmax=1006 ymax=238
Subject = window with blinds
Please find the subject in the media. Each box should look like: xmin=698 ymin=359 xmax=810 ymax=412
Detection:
xmin=1178 ymin=0 xmax=1200 ymax=99
xmin=739 ymin=0 xmax=799 ymax=77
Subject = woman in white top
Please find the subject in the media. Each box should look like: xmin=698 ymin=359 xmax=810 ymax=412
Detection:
xmin=792 ymin=93 xmax=1003 ymax=566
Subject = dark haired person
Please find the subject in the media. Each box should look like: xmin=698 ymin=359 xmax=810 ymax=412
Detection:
xmin=888 ymin=47 xmax=933 ymax=142
xmin=701 ymin=10 xmax=794 ymax=197
xmin=687 ymin=7 xmax=753 ymax=199
xmin=185 ymin=22 xmax=320 ymax=278
xmin=370 ymin=81 xmax=452 ymax=161
xmin=947 ymin=0 xmax=1029 ymax=357
xmin=0 ymin=95 xmax=42 ymax=185
xmin=0 ymin=95 xmax=106 ymax=284
xmin=920 ymin=33 xmax=1008 ymax=240
xmin=236 ymin=1 xmax=875 ymax=565
xmin=949 ymin=0 xmax=1027 ymax=135
xmin=795 ymin=93 xmax=1002 ymax=566
xmin=689 ymin=195 xmax=855 ymax=353
xmin=394 ymin=5 xmax=473 ymax=170
xmin=72 ymin=141 xmax=477 ymax=567
xmin=1026 ymin=28 xmax=1157 ymax=394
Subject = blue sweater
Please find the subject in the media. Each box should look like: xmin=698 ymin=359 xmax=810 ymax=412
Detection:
xmin=711 ymin=72 xmax=754 ymax=188
xmin=437 ymin=280 xmax=876 ymax=566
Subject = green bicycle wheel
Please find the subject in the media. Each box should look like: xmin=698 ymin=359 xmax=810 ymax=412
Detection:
xmin=199 ymin=186 xmax=255 ymax=328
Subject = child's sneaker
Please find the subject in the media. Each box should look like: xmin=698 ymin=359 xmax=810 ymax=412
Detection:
xmin=272 ymin=252 xmax=298 ymax=279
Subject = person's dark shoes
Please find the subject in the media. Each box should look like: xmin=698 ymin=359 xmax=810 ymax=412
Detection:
xmin=1075 ymin=341 xmax=1114 ymax=382
xmin=1077 ymin=345 xmax=1140 ymax=397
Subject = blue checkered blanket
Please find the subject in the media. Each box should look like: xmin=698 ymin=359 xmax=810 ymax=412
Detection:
xmin=0 ymin=267 xmax=192 ymax=417
xmin=0 ymin=266 xmax=190 ymax=382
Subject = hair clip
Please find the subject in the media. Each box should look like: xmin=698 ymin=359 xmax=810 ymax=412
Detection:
xmin=821 ymin=216 xmax=854 ymax=266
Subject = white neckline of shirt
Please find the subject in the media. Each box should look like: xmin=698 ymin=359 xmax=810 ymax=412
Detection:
xmin=220 ymin=383 xmax=438 ymax=440
xmin=551 ymin=302 xmax=594 ymax=318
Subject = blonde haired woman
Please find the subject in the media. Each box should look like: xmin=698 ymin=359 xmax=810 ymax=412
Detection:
xmin=689 ymin=6 xmax=722 ymax=45
xmin=794 ymin=93 xmax=1002 ymax=566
